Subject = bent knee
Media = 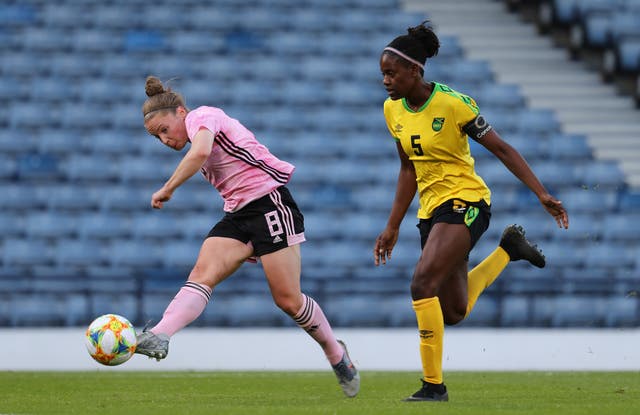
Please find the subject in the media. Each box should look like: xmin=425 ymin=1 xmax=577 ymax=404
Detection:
xmin=443 ymin=307 xmax=467 ymax=326
xmin=273 ymin=293 xmax=303 ymax=316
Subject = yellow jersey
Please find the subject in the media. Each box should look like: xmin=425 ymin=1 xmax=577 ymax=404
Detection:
xmin=383 ymin=82 xmax=491 ymax=219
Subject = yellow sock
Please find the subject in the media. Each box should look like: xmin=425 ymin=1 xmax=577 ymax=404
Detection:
xmin=466 ymin=246 xmax=510 ymax=316
xmin=412 ymin=297 xmax=444 ymax=385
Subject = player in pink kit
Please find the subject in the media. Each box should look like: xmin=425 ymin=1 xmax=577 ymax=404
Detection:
xmin=136 ymin=76 xmax=359 ymax=397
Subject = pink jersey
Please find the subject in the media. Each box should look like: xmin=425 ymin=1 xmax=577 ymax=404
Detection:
xmin=185 ymin=106 xmax=294 ymax=212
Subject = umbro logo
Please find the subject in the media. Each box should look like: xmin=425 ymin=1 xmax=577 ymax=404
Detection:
xmin=273 ymin=235 xmax=283 ymax=243
xmin=419 ymin=329 xmax=434 ymax=340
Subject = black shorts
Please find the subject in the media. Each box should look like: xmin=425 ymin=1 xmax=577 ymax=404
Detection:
xmin=418 ymin=198 xmax=491 ymax=252
xmin=207 ymin=186 xmax=305 ymax=257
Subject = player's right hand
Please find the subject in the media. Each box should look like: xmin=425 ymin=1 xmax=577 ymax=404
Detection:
xmin=374 ymin=228 xmax=399 ymax=266
xmin=151 ymin=186 xmax=173 ymax=209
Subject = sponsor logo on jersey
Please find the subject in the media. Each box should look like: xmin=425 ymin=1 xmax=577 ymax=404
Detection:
xmin=432 ymin=117 xmax=445 ymax=131
xmin=464 ymin=206 xmax=479 ymax=226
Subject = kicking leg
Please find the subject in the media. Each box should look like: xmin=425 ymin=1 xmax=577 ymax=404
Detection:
xmin=136 ymin=237 xmax=252 ymax=360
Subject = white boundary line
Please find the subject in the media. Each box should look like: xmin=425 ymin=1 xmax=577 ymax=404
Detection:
xmin=2 ymin=328 xmax=639 ymax=371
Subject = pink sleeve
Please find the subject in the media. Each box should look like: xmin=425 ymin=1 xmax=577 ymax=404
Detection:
xmin=185 ymin=107 xmax=225 ymax=140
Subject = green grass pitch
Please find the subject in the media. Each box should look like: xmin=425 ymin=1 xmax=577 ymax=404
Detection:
xmin=1 ymin=371 xmax=638 ymax=415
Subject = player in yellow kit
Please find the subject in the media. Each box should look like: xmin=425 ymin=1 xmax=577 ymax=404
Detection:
xmin=373 ymin=22 xmax=569 ymax=402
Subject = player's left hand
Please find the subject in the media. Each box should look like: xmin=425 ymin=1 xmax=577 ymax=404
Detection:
xmin=151 ymin=186 xmax=173 ymax=209
xmin=539 ymin=193 xmax=569 ymax=229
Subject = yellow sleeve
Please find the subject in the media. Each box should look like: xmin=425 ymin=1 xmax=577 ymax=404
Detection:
xmin=454 ymin=93 xmax=481 ymax=131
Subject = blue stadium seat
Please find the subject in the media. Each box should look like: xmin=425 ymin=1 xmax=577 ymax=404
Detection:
xmin=461 ymin=296 xmax=500 ymax=327
xmin=11 ymin=103 xmax=58 ymax=129
xmin=0 ymin=213 xmax=24 ymax=238
xmin=0 ymin=4 xmax=37 ymax=27
xmin=601 ymin=214 xmax=640 ymax=242
xmin=577 ymin=161 xmax=626 ymax=190
xmin=331 ymin=82 xmax=388 ymax=107
xmin=210 ymin=294 xmax=289 ymax=327
xmin=609 ymin=11 xmax=640 ymax=45
xmin=9 ymin=294 xmax=68 ymax=326
xmin=0 ymin=154 xmax=16 ymax=179
xmin=552 ymin=295 xmax=607 ymax=327
xmin=182 ymin=6 xmax=238 ymax=32
xmin=3 ymin=238 xmax=53 ymax=267
xmin=0 ymin=76 xmax=28 ymax=101
xmin=90 ymin=293 xmax=139 ymax=324
xmin=30 ymin=274 xmax=87 ymax=292
xmin=80 ymin=78 xmax=137 ymax=104
xmin=583 ymin=243 xmax=635 ymax=270
xmin=385 ymin=295 xmax=416 ymax=327
xmin=480 ymin=108 xmax=519 ymax=134
xmin=93 ymin=6 xmax=140 ymax=30
xmin=140 ymin=7 xmax=186 ymax=29
xmin=616 ymin=37 xmax=640 ymax=72
xmin=1 ymin=52 xmax=45 ymax=77
xmin=62 ymin=103 xmax=112 ymax=129
xmin=41 ymin=4 xmax=87 ymax=29
xmin=37 ymin=129 xmax=77 ymax=155
xmin=109 ymin=239 xmax=164 ymax=268
xmin=286 ymin=8 xmax=337 ymax=33
xmin=547 ymin=133 xmax=593 ymax=161
xmin=102 ymin=55 xmax=148 ymax=79
xmin=79 ymin=212 xmax=132 ymax=240
xmin=176 ymin=79 xmax=232 ymax=109
xmin=605 ymin=296 xmax=638 ymax=327
xmin=64 ymin=294 xmax=90 ymax=326
xmin=265 ymin=32 xmax=323 ymax=57
xmin=132 ymin=213 xmax=183 ymax=240
xmin=540 ymin=240 xmax=586 ymax=269
xmin=140 ymin=293 xmax=171 ymax=324
xmin=23 ymin=29 xmax=72 ymax=52
xmin=161 ymin=239 xmax=200 ymax=269
xmin=530 ymin=295 xmax=556 ymax=326
xmin=0 ymin=184 xmax=45 ymax=211
xmin=50 ymin=53 xmax=102 ymax=78
xmin=500 ymin=296 xmax=530 ymax=326
xmin=552 ymin=212 xmax=601 ymax=242
xmin=303 ymin=212 xmax=345 ymax=241
xmin=515 ymin=109 xmax=560 ymax=136
xmin=72 ymin=29 xmax=121 ymax=53
xmin=324 ymin=294 xmax=389 ymax=326
xmin=618 ymin=190 xmax=640 ymax=210
xmin=119 ymin=156 xmax=175 ymax=183
xmin=65 ymin=155 xmax=120 ymax=182
xmin=174 ymin=214 xmax=212 ymax=240
xmin=124 ymin=30 xmax=166 ymax=53
xmin=47 ymin=184 xmax=102 ymax=212
xmin=165 ymin=184 xmax=224 ymax=212
xmin=169 ymin=32 xmax=225 ymax=55
xmin=55 ymin=239 xmax=106 ymax=268
xmin=476 ymin=83 xmax=527 ymax=109
xmin=333 ymin=10 xmax=388 ymax=34
xmin=25 ymin=213 xmax=77 ymax=240
xmin=16 ymin=153 xmax=62 ymax=181
xmin=509 ymin=134 xmax=547 ymax=162
xmin=557 ymin=188 xmax=618 ymax=214
xmin=146 ymin=57 xmax=196 ymax=81
xmin=448 ymin=60 xmax=494 ymax=85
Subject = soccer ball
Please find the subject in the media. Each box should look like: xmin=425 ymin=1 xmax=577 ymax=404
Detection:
xmin=85 ymin=314 xmax=137 ymax=366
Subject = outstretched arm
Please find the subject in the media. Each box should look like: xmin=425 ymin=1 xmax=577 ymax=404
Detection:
xmin=151 ymin=128 xmax=214 ymax=209
xmin=374 ymin=141 xmax=417 ymax=265
xmin=479 ymin=129 xmax=569 ymax=229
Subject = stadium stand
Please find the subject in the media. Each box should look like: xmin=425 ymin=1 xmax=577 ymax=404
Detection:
xmin=0 ymin=0 xmax=637 ymax=329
